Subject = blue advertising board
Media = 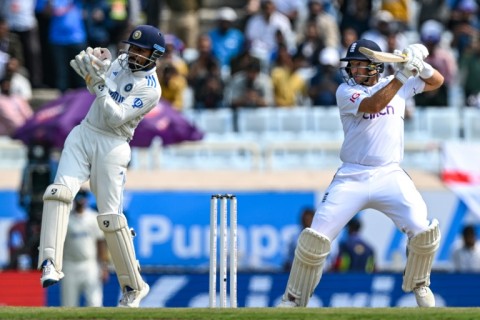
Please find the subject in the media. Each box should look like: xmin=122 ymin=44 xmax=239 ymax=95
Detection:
xmin=46 ymin=272 xmax=480 ymax=307
xmin=123 ymin=190 xmax=315 ymax=270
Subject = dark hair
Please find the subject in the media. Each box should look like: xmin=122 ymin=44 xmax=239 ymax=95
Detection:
xmin=347 ymin=218 xmax=361 ymax=232
xmin=463 ymin=225 xmax=476 ymax=237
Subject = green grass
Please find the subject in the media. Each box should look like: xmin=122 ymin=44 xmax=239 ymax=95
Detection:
xmin=1 ymin=307 xmax=480 ymax=320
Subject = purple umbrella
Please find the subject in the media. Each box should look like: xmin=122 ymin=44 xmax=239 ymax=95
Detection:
xmin=13 ymin=88 xmax=204 ymax=148
xmin=131 ymin=98 xmax=204 ymax=147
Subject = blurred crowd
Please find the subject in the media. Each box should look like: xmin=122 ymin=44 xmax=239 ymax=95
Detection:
xmin=0 ymin=0 xmax=480 ymax=137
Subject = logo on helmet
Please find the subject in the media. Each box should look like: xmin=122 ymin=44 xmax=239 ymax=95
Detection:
xmin=349 ymin=42 xmax=358 ymax=53
xmin=133 ymin=30 xmax=142 ymax=40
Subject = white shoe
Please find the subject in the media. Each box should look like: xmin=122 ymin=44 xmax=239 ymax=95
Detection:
xmin=277 ymin=299 xmax=299 ymax=308
xmin=118 ymin=283 xmax=150 ymax=308
xmin=40 ymin=259 xmax=64 ymax=288
xmin=413 ymin=286 xmax=435 ymax=307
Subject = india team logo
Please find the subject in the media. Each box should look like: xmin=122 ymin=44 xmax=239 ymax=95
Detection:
xmin=133 ymin=30 xmax=142 ymax=40
xmin=124 ymin=83 xmax=133 ymax=92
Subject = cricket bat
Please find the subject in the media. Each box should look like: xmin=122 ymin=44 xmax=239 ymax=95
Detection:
xmin=359 ymin=47 xmax=408 ymax=63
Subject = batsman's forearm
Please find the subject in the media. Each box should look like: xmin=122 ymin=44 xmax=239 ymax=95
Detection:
xmin=359 ymin=80 xmax=403 ymax=113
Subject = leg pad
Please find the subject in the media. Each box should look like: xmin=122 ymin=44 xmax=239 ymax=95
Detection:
xmin=402 ymin=219 xmax=441 ymax=292
xmin=97 ymin=213 xmax=145 ymax=291
xmin=38 ymin=184 xmax=73 ymax=270
xmin=283 ymin=228 xmax=330 ymax=307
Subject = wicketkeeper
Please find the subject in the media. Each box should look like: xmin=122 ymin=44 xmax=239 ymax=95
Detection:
xmin=38 ymin=25 xmax=165 ymax=308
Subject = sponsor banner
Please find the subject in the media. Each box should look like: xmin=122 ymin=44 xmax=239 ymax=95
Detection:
xmin=45 ymin=272 xmax=480 ymax=307
xmin=0 ymin=271 xmax=44 ymax=306
xmin=0 ymin=190 xmax=478 ymax=270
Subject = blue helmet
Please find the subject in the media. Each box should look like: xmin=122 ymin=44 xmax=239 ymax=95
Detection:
xmin=120 ymin=25 xmax=166 ymax=71
xmin=340 ymin=39 xmax=384 ymax=85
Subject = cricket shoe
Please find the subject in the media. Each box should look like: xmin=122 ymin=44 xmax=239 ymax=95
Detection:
xmin=118 ymin=283 xmax=150 ymax=308
xmin=413 ymin=286 xmax=435 ymax=307
xmin=40 ymin=259 xmax=64 ymax=288
xmin=277 ymin=300 xmax=299 ymax=308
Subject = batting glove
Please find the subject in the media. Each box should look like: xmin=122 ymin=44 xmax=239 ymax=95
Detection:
xmin=419 ymin=62 xmax=434 ymax=79
xmin=407 ymin=43 xmax=429 ymax=60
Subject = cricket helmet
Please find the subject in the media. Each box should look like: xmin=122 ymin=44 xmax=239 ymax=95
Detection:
xmin=120 ymin=25 xmax=166 ymax=71
xmin=340 ymin=39 xmax=384 ymax=85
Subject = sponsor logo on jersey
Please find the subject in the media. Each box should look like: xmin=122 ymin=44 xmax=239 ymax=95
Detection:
xmin=109 ymin=91 xmax=125 ymax=103
xmin=362 ymin=105 xmax=394 ymax=119
xmin=146 ymin=75 xmax=157 ymax=87
xmin=133 ymin=98 xmax=143 ymax=108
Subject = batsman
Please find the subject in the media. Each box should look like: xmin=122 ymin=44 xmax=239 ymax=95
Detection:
xmin=37 ymin=25 xmax=166 ymax=307
xmin=278 ymin=39 xmax=444 ymax=308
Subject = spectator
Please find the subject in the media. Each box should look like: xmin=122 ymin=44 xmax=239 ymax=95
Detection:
xmin=380 ymin=0 xmax=410 ymax=31
xmin=339 ymin=27 xmax=358 ymax=66
xmin=361 ymin=10 xmax=408 ymax=53
xmin=339 ymin=0 xmax=373 ymax=37
xmin=164 ymin=0 xmax=202 ymax=49
xmin=187 ymin=34 xmax=223 ymax=110
xmin=448 ymin=0 xmax=480 ymax=60
xmin=6 ymin=219 xmax=28 ymax=269
xmin=460 ymin=34 xmax=480 ymax=107
xmin=5 ymin=56 xmax=32 ymax=101
xmin=273 ymin=0 xmax=304 ymax=27
xmin=143 ymin=0 xmax=163 ymax=27
xmin=0 ymin=0 xmax=45 ymax=88
xmin=332 ymin=217 xmax=375 ymax=273
xmin=229 ymin=42 xmax=261 ymax=76
xmin=415 ymin=19 xmax=458 ymax=107
xmin=244 ymin=0 xmax=296 ymax=68
xmin=0 ymin=77 xmax=33 ymax=137
xmin=308 ymin=47 xmax=343 ymax=107
xmin=83 ymin=0 xmax=111 ymax=48
xmin=297 ymin=0 xmax=340 ymax=50
xmin=36 ymin=0 xmax=87 ymax=93
xmin=451 ymin=225 xmax=480 ymax=272
xmin=107 ymin=0 xmax=142 ymax=51
xmin=271 ymin=46 xmax=308 ymax=107
xmin=284 ymin=207 xmax=315 ymax=271
xmin=415 ymin=0 xmax=450 ymax=27
xmin=0 ymin=16 xmax=24 ymax=80
xmin=158 ymin=62 xmax=188 ymax=111
xmin=208 ymin=7 xmax=245 ymax=79
xmin=161 ymin=34 xmax=188 ymax=77
xmin=224 ymin=59 xmax=274 ymax=109
xmin=61 ymin=189 xmax=110 ymax=307
xmin=296 ymin=20 xmax=325 ymax=67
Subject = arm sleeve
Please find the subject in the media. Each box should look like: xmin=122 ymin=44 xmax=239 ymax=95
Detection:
xmin=336 ymin=84 xmax=368 ymax=115
xmin=103 ymin=82 xmax=160 ymax=128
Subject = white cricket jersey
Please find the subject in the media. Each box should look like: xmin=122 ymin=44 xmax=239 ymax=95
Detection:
xmin=336 ymin=75 xmax=425 ymax=166
xmin=63 ymin=209 xmax=104 ymax=263
xmin=83 ymin=54 xmax=161 ymax=141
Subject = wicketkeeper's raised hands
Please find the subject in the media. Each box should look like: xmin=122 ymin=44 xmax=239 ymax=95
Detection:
xmin=70 ymin=47 xmax=115 ymax=95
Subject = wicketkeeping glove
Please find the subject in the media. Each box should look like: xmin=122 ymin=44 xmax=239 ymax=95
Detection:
xmin=83 ymin=54 xmax=108 ymax=97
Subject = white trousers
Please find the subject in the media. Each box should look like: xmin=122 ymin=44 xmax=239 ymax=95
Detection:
xmin=61 ymin=260 xmax=103 ymax=307
xmin=54 ymin=122 xmax=130 ymax=214
xmin=311 ymin=163 xmax=430 ymax=241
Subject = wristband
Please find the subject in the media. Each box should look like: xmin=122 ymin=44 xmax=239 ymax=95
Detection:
xmin=420 ymin=62 xmax=434 ymax=79
xmin=395 ymin=70 xmax=409 ymax=84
